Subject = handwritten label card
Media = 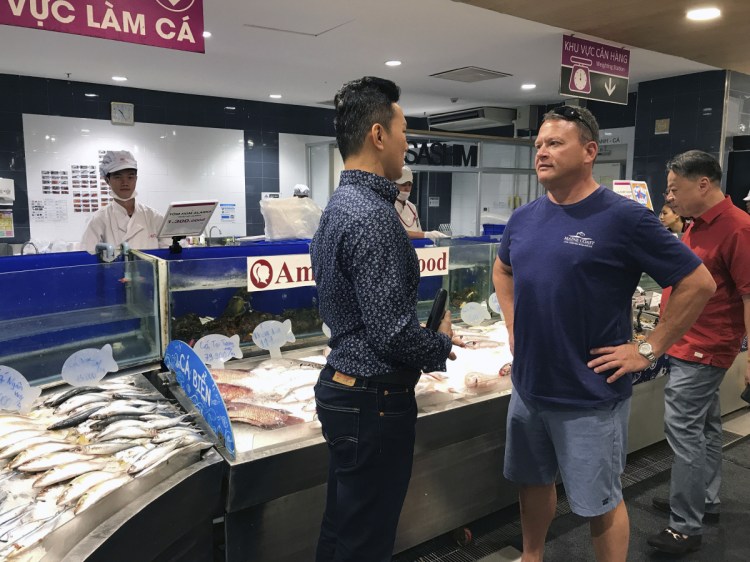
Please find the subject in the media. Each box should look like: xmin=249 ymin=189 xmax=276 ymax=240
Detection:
xmin=61 ymin=344 xmax=119 ymax=387
xmin=0 ymin=366 xmax=41 ymax=414
xmin=194 ymin=334 xmax=243 ymax=369
xmin=164 ymin=340 xmax=235 ymax=459
xmin=252 ymin=319 xmax=295 ymax=359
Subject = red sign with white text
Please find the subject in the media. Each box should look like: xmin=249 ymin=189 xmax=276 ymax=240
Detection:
xmin=1 ymin=0 xmax=204 ymax=53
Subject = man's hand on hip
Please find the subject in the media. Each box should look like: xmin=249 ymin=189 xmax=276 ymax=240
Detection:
xmin=587 ymin=342 xmax=652 ymax=383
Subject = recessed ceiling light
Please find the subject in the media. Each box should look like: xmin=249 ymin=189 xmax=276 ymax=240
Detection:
xmin=269 ymin=94 xmax=282 ymax=99
xmin=521 ymin=83 xmax=536 ymax=90
xmin=224 ymin=106 xmax=236 ymax=111
xmin=112 ymin=76 xmax=127 ymax=82
xmin=84 ymin=93 xmax=98 ymax=98
xmin=202 ymin=31 xmax=212 ymax=38
xmin=385 ymin=60 xmax=402 ymax=67
xmin=81 ymin=129 xmax=90 ymax=133
xmin=686 ymin=7 xmax=721 ymax=21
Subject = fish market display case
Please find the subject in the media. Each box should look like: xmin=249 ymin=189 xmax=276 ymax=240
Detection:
xmin=146 ymin=241 xmax=328 ymax=354
xmin=157 ymin=239 xmax=517 ymax=561
xmin=0 ymin=251 xmax=223 ymax=561
xmin=0 ymin=251 xmax=161 ymax=385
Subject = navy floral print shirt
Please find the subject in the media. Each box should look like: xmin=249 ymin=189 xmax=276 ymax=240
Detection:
xmin=310 ymin=170 xmax=452 ymax=379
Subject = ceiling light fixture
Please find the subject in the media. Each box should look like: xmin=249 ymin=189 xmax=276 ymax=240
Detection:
xmin=84 ymin=93 xmax=98 ymax=98
xmin=686 ymin=7 xmax=721 ymax=21
xmin=521 ymin=83 xmax=537 ymax=90
xmin=112 ymin=76 xmax=127 ymax=82
xmin=224 ymin=106 xmax=236 ymax=111
xmin=202 ymin=31 xmax=212 ymax=38
xmin=385 ymin=60 xmax=402 ymax=67
xmin=269 ymin=94 xmax=282 ymax=99
xmin=81 ymin=129 xmax=90 ymax=133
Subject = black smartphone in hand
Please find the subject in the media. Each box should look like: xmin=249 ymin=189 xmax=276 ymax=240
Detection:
xmin=741 ymin=384 xmax=750 ymax=404
xmin=426 ymin=288 xmax=448 ymax=331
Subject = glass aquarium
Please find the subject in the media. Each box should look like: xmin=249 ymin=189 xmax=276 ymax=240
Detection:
xmin=158 ymin=243 xmax=324 ymax=352
xmin=0 ymin=251 xmax=161 ymax=386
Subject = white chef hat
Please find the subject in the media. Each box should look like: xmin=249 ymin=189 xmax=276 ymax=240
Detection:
xmin=396 ymin=166 xmax=413 ymax=185
xmin=293 ymin=184 xmax=310 ymax=197
xmin=100 ymin=150 xmax=137 ymax=177
xmin=743 ymin=188 xmax=750 ymax=201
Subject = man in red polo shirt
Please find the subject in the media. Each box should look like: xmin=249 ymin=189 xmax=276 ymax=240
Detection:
xmin=648 ymin=150 xmax=750 ymax=555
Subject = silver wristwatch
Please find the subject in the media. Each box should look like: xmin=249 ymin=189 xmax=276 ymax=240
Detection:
xmin=637 ymin=341 xmax=656 ymax=363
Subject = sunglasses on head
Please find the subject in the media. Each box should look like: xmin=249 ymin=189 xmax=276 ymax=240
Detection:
xmin=551 ymin=106 xmax=596 ymax=139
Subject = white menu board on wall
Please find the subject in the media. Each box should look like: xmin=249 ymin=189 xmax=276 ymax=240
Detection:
xmin=23 ymin=114 xmax=247 ymax=243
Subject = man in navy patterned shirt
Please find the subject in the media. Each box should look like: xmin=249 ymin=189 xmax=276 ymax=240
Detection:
xmin=310 ymin=76 xmax=457 ymax=562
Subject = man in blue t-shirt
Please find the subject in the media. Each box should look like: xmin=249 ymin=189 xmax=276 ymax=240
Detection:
xmin=493 ymin=106 xmax=715 ymax=562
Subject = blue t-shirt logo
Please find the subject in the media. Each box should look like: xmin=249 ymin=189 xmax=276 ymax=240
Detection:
xmin=563 ymin=231 xmax=596 ymax=248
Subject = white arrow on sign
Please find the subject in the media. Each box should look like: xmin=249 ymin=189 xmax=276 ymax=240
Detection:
xmin=604 ymin=78 xmax=617 ymax=96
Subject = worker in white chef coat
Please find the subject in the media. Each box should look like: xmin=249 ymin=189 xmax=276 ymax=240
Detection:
xmin=81 ymin=151 xmax=165 ymax=253
xmin=394 ymin=165 xmax=448 ymax=241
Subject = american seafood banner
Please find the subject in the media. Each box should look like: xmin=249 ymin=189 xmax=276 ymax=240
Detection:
xmin=247 ymin=248 xmax=450 ymax=292
xmin=1 ymin=0 xmax=205 ymax=53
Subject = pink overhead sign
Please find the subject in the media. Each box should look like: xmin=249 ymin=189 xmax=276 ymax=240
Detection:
xmin=562 ymin=35 xmax=629 ymax=79
xmin=1 ymin=0 xmax=205 ymax=53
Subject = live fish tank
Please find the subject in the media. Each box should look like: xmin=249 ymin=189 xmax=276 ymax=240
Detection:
xmin=0 ymin=251 xmax=161 ymax=386
xmin=146 ymin=242 xmax=325 ymax=353
xmin=433 ymin=237 xmax=499 ymax=320
xmin=153 ymin=239 xmax=503 ymax=354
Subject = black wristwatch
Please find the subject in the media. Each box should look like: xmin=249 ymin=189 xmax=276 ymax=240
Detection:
xmin=637 ymin=341 xmax=656 ymax=363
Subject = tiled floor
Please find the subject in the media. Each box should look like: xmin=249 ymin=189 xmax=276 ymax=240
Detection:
xmin=473 ymin=408 xmax=750 ymax=562
xmin=722 ymin=407 xmax=750 ymax=437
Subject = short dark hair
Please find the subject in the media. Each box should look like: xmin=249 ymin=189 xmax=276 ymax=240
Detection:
xmin=333 ymin=77 xmax=401 ymax=161
xmin=666 ymin=150 xmax=722 ymax=184
xmin=542 ymin=105 xmax=599 ymax=144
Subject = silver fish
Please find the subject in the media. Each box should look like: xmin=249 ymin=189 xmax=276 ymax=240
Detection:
xmin=0 ymin=434 xmax=69 ymax=460
xmin=58 ymin=470 xmax=125 ymax=506
xmin=17 ymin=451 xmax=95 ymax=473
xmin=0 ymin=429 xmax=47 ymax=451
xmin=115 ymin=444 xmax=155 ymax=464
xmin=43 ymin=386 xmax=101 ymax=408
xmin=96 ymin=426 xmax=157 ymax=442
xmin=54 ymin=392 xmax=111 ymax=414
xmin=47 ymin=405 xmax=105 ymax=430
xmin=0 ymin=513 xmax=63 ymax=559
xmin=136 ymin=441 xmax=206 ymax=478
xmin=127 ymin=441 xmax=179 ymax=474
xmin=78 ymin=439 xmax=148 ymax=456
xmin=145 ymin=415 xmax=193 ymax=431
xmin=172 ymin=433 xmax=213 ymax=450
xmin=90 ymin=402 xmax=156 ymax=419
xmin=74 ymin=475 xmax=131 ymax=514
xmin=0 ymin=505 xmax=29 ymax=529
xmin=151 ymin=428 xmax=203 ymax=444
xmin=33 ymin=459 xmax=114 ymax=489
xmin=10 ymin=441 xmax=77 ymax=470
xmin=0 ymin=421 xmax=45 ymax=439
xmin=463 ymin=339 xmax=503 ymax=349
xmin=112 ymin=392 xmax=165 ymax=402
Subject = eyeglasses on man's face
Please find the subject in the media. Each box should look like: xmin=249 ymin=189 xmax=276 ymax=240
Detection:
xmin=550 ymin=106 xmax=596 ymax=140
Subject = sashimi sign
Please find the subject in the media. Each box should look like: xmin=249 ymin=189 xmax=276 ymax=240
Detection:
xmin=1 ymin=0 xmax=205 ymax=53
xmin=560 ymin=35 xmax=629 ymax=105
xmin=247 ymin=248 xmax=451 ymax=292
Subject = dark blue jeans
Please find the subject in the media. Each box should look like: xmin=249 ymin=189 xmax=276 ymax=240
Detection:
xmin=314 ymin=366 xmax=418 ymax=562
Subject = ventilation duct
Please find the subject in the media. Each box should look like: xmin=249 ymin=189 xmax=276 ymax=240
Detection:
xmin=428 ymin=107 xmax=517 ymax=131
